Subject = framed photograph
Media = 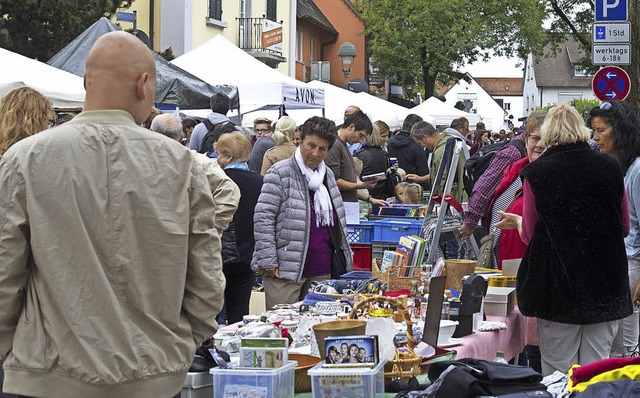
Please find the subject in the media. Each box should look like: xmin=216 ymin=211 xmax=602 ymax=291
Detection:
xmin=324 ymin=335 xmax=378 ymax=367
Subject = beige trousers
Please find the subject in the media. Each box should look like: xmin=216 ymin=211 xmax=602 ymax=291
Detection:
xmin=264 ymin=274 xmax=331 ymax=310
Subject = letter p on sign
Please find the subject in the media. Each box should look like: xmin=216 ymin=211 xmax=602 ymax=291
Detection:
xmin=595 ymin=0 xmax=627 ymax=21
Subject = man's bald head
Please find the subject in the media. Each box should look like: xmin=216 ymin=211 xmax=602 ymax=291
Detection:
xmin=150 ymin=114 xmax=182 ymax=141
xmin=83 ymin=31 xmax=157 ymax=125
xmin=344 ymin=105 xmax=361 ymax=120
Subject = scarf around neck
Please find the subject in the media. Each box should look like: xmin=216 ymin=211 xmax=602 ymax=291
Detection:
xmin=294 ymin=147 xmax=334 ymax=227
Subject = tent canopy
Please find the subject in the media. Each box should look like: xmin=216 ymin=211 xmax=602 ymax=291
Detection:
xmin=48 ymin=17 xmax=239 ymax=110
xmin=171 ymin=35 xmax=324 ymax=113
xmin=402 ymin=97 xmax=481 ymax=129
xmin=0 ymin=47 xmax=85 ymax=109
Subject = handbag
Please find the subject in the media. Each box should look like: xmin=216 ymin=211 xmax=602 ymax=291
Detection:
xmin=475 ymin=231 xmax=495 ymax=269
xmin=384 ymin=164 xmax=403 ymax=197
xmin=328 ymin=223 xmax=348 ymax=279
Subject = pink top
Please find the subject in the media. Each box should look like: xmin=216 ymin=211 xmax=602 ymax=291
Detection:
xmin=521 ymin=180 xmax=630 ymax=245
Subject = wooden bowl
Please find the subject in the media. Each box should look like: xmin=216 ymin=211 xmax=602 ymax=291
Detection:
xmin=289 ymin=353 xmax=322 ymax=393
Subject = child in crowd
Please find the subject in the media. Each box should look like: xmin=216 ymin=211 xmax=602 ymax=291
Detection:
xmin=402 ymin=183 xmax=424 ymax=204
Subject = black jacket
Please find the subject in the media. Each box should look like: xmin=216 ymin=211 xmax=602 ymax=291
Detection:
xmin=221 ymin=169 xmax=263 ymax=270
xmin=518 ymin=142 xmax=632 ymax=324
xmin=387 ymin=131 xmax=429 ymax=177
xmin=354 ymin=146 xmax=389 ymax=199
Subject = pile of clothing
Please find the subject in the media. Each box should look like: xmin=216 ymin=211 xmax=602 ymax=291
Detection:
xmin=567 ymin=356 xmax=640 ymax=396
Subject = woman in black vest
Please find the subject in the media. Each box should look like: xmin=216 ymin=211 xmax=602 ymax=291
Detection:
xmin=497 ymin=104 xmax=632 ymax=375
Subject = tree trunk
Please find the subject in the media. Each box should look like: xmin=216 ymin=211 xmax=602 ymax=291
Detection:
xmin=420 ymin=46 xmax=437 ymax=100
xmin=626 ymin=0 xmax=640 ymax=113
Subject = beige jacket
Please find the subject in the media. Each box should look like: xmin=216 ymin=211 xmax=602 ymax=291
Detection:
xmin=191 ymin=151 xmax=240 ymax=231
xmin=0 ymin=110 xmax=225 ymax=398
xmin=261 ymin=142 xmax=297 ymax=175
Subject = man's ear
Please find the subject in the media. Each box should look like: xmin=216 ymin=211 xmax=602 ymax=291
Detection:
xmin=136 ymin=72 xmax=149 ymax=100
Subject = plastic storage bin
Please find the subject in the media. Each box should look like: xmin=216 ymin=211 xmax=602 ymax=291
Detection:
xmin=308 ymin=359 xmax=386 ymax=398
xmin=372 ymin=218 xmax=423 ymax=242
xmin=181 ymin=372 xmax=212 ymax=398
xmin=350 ymin=243 xmax=372 ymax=270
xmin=346 ymin=222 xmax=374 ymax=244
xmin=371 ymin=241 xmax=398 ymax=260
xmin=340 ymin=270 xmax=373 ymax=280
xmin=210 ymin=361 xmax=296 ymax=398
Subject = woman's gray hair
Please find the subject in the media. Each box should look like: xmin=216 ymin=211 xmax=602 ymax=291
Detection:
xmin=540 ymin=104 xmax=590 ymax=146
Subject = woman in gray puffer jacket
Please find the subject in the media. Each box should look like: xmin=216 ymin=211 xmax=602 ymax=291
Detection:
xmin=251 ymin=116 xmax=352 ymax=310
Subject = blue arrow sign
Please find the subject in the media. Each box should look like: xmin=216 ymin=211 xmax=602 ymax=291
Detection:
xmin=595 ymin=0 xmax=628 ymax=22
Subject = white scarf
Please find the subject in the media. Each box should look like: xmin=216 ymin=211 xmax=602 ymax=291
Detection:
xmin=294 ymin=147 xmax=334 ymax=227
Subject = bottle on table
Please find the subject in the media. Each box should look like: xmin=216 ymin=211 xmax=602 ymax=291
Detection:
xmin=493 ymin=350 xmax=508 ymax=364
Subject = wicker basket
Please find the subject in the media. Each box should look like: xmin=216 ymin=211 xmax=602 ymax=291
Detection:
xmin=348 ymin=295 xmax=422 ymax=382
xmin=288 ymin=353 xmax=322 ymax=393
xmin=371 ymin=258 xmax=422 ymax=292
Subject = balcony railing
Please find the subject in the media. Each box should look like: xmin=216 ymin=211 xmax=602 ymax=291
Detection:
xmin=237 ymin=17 xmax=283 ymax=55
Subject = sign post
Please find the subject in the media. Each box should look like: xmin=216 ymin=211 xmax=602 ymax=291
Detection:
xmin=592 ymin=66 xmax=631 ymax=101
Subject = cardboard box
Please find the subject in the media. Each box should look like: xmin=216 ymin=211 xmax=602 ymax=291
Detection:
xmin=484 ymin=286 xmax=515 ymax=317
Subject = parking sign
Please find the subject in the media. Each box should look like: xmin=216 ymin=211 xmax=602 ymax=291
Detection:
xmin=595 ymin=0 xmax=628 ymax=22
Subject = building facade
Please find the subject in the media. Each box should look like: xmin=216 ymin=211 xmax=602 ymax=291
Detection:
xmin=117 ymin=0 xmax=296 ymax=76
xmin=522 ymin=36 xmax=595 ymax=116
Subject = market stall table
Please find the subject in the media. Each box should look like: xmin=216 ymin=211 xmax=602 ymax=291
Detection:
xmin=453 ymin=306 xmax=525 ymax=361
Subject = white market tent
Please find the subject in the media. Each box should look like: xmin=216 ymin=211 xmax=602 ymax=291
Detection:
xmin=0 ymin=47 xmax=85 ymax=109
xmin=306 ymin=80 xmax=427 ymax=130
xmin=400 ymin=96 xmax=481 ymax=129
xmin=171 ymin=35 xmax=324 ymax=118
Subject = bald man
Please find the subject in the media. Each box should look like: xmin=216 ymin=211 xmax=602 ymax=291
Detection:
xmin=0 ymin=32 xmax=225 ymax=398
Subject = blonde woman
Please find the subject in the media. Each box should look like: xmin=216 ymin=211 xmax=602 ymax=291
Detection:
xmin=496 ymin=104 xmax=632 ymax=375
xmin=354 ymin=120 xmax=391 ymax=199
xmin=0 ymin=86 xmax=54 ymax=156
xmin=261 ymin=115 xmax=297 ymax=175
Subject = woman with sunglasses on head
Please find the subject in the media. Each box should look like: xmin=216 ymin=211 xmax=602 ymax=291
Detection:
xmin=0 ymin=86 xmax=54 ymax=157
xmin=588 ymin=100 xmax=640 ymax=358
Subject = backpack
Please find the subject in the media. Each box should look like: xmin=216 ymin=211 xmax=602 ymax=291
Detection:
xmin=463 ymin=139 xmax=527 ymax=196
xmin=199 ymin=119 xmax=237 ymax=155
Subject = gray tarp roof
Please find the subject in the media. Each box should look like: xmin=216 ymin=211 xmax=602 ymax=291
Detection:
xmin=48 ymin=17 xmax=239 ymax=110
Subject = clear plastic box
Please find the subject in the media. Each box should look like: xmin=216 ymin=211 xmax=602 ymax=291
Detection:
xmin=308 ymin=359 xmax=386 ymax=398
xmin=210 ymin=360 xmax=296 ymax=398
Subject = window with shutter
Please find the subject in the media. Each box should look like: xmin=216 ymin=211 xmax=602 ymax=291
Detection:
xmin=209 ymin=0 xmax=222 ymax=20
xmin=266 ymin=0 xmax=277 ymax=21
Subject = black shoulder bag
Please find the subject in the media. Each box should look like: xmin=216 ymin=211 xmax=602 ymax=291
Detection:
xmin=328 ymin=222 xmax=348 ymax=279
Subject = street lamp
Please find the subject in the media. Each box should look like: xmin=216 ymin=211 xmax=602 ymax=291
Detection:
xmin=404 ymin=76 xmax=415 ymax=100
xmin=338 ymin=42 xmax=357 ymax=89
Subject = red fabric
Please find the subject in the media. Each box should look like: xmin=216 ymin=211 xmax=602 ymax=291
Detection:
xmin=486 ymin=157 xmax=529 ymax=235
xmin=486 ymin=157 xmax=529 ymax=269
xmin=570 ymin=356 xmax=640 ymax=385
xmin=385 ymin=289 xmax=411 ymax=297
xmin=498 ymin=193 xmax=527 ymax=269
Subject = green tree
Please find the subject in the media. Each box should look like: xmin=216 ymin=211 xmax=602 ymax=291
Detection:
xmin=356 ymin=0 xmax=547 ymax=99
xmin=0 ymin=0 xmax=134 ymax=61
xmin=546 ymin=0 xmax=640 ymax=112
